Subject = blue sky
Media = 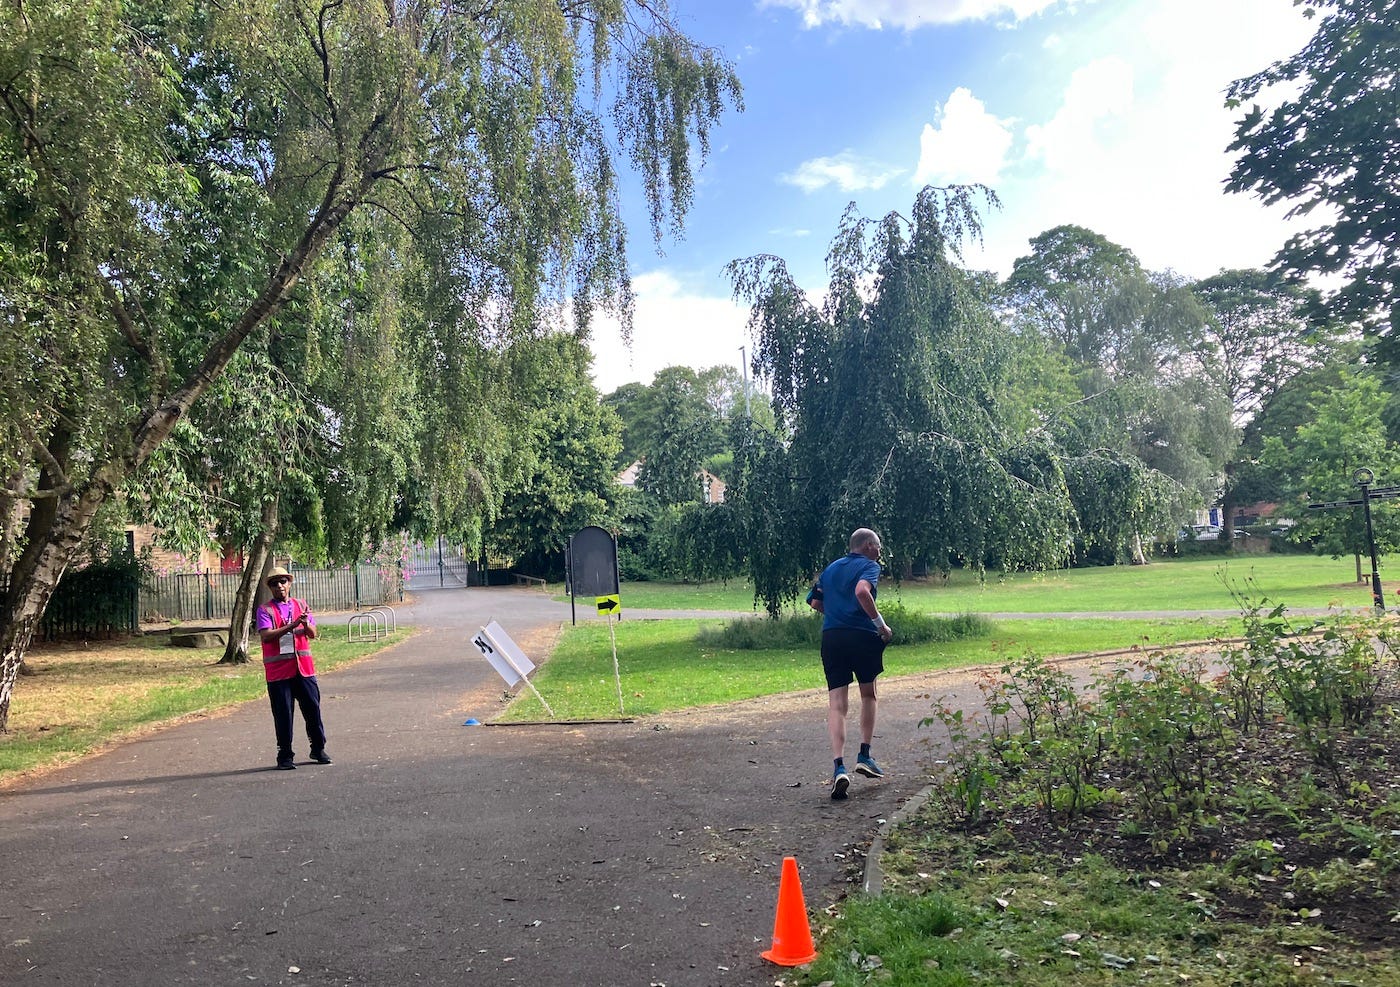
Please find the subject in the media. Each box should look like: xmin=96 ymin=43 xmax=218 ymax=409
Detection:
xmin=587 ymin=0 xmax=1318 ymax=394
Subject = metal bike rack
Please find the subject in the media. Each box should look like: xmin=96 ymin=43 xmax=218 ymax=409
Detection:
xmin=348 ymin=611 xmax=384 ymax=642
xmin=366 ymin=606 xmax=397 ymax=633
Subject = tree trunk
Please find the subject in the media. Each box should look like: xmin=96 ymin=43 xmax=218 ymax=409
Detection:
xmin=1219 ymin=456 xmax=1244 ymax=544
xmin=0 ymin=475 xmax=116 ymax=730
xmin=221 ymin=497 xmax=280 ymax=665
xmin=0 ymin=467 xmax=25 ymax=571
xmin=1356 ymin=552 xmax=1364 ymax=584
xmin=1127 ymin=532 xmax=1149 ymax=565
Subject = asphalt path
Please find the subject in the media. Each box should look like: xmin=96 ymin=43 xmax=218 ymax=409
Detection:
xmin=2 ymin=586 xmax=1191 ymax=987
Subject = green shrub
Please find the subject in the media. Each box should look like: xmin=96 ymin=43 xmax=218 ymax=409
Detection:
xmin=885 ymin=604 xmax=995 ymax=645
xmin=695 ymin=611 xmax=822 ymax=650
xmin=694 ymin=604 xmax=993 ymax=650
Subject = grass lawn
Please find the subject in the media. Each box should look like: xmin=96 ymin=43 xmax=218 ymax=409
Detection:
xmin=599 ymin=554 xmax=1376 ymax=614
xmin=0 ymin=628 xmax=413 ymax=783
xmin=494 ymin=614 xmax=1235 ymax=722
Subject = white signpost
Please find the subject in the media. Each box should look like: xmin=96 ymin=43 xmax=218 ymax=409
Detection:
xmin=596 ymin=596 xmax=625 ymax=716
xmin=470 ymin=621 xmax=555 ymax=718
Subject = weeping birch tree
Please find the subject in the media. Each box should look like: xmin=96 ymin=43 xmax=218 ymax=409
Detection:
xmin=0 ymin=0 xmax=740 ymax=729
xmin=726 ymin=187 xmax=1075 ymax=615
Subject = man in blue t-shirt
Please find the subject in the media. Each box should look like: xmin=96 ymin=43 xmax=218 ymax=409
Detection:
xmin=806 ymin=527 xmax=893 ymax=800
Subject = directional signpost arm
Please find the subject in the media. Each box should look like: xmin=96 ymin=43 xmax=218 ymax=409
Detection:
xmin=1308 ymin=468 xmax=1394 ymax=611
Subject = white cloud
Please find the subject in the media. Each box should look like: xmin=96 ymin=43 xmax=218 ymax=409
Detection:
xmin=1023 ymin=56 xmax=1134 ymax=173
xmin=914 ymin=87 xmax=1014 ymax=186
xmin=781 ymin=151 xmax=904 ymax=193
xmin=963 ymin=0 xmax=1319 ymax=279
xmin=760 ymin=0 xmax=1061 ymax=30
xmin=587 ymin=271 xmax=753 ymax=394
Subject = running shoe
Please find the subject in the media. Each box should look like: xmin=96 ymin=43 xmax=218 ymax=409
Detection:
xmin=831 ymin=764 xmax=851 ymax=800
xmin=855 ymin=754 xmax=885 ymax=779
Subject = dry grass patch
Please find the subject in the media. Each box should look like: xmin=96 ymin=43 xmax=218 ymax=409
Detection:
xmin=1 ymin=630 xmax=410 ymax=784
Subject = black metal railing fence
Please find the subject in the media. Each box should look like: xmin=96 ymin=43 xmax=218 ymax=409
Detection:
xmin=139 ymin=565 xmax=402 ymax=623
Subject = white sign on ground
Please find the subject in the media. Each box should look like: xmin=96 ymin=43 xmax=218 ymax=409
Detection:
xmin=472 ymin=621 xmax=536 ymax=687
xmin=470 ymin=621 xmax=554 ymax=719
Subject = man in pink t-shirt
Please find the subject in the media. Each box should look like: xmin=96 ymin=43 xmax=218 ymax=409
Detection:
xmin=256 ymin=567 xmax=329 ymax=770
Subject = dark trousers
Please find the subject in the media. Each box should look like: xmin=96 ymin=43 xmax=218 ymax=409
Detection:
xmin=267 ymin=674 xmax=327 ymax=757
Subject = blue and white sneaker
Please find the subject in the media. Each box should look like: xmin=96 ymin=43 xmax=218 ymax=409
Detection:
xmin=831 ymin=764 xmax=851 ymax=800
xmin=855 ymin=754 xmax=885 ymax=779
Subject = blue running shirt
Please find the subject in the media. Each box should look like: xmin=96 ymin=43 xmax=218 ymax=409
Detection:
xmin=809 ymin=553 xmax=882 ymax=633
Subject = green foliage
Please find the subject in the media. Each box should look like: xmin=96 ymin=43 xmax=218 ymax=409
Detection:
xmin=614 ymin=498 xmax=743 ymax=583
xmin=0 ymin=0 xmax=741 ymax=727
xmin=976 ymin=653 xmax=1112 ymax=822
xmin=1005 ymin=226 xmax=1236 ymax=559
xmin=1221 ymin=599 xmax=1390 ymax=788
xmin=695 ymin=611 xmax=823 ymax=650
xmin=867 ymin=603 xmax=1400 ymax=986
xmin=921 ymin=702 xmax=999 ymax=826
xmin=694 ymin=605 xmax=993 ymax=650
xmin=727 ymin=187 xmax=1075 ymax=614
xmin=486 ymin=335 xmax=623 ymax=579
xmin=635 ymin=370 xmax=718 ymax=506
xmin=1192 ymin=268 xmax=1343 ymax=427
xmin=1062 ymin=449 xmax=1179 ymax=565
xmin=891 ymin=608 xmax=994 ymax=645
xmin=1260 ymin=367 xmax=1400 ymax=559
xmin=1226 ymin=0 xmax=1400 ymax=345
xmin=603 ymin=365 xmax=780 ymax=581
xmin=726 ymin=417 xmax=817 ymax=615
xmin=658 ymin=502 xmax=747 ymax=583
xmin=40 ymin=542 xmax=149 ymax=639
xmin=1005 ymin=224 xmax=1165 ymax=370
xmin=1097 ymin=653 xmax=1229 ymax=827
xmin=605 ymin=365 xmax=738 ymax=489
xmin=1194 ymin=269 xmax=1351 ymax=539
xmin=799 ymin=891 xmax=984 ymax=987
xmin=924 ymin=603 xmax=1398 ymax=856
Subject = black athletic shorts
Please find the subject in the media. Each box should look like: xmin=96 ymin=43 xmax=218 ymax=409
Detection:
xmin=821 ymin=627 xmax=885 ymax=691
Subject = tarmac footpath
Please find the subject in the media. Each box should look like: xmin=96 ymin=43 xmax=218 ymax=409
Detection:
xmin=0 ymin=586 xmax=1122 ymax=987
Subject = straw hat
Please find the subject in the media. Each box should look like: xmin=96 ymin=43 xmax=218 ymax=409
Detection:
xmin=265 ymin=566 xmax=294 ymax=588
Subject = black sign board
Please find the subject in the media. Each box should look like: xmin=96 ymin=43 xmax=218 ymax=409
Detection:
xmin=567 ymin=526 xmax=619 ymax=625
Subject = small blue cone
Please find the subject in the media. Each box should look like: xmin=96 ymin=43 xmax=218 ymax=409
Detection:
xmin=463 ymin=718 xmax=481 ymax=726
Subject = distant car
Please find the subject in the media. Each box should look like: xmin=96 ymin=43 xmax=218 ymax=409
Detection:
xmin=1180 ymin=524 xmax=1223 ymax=541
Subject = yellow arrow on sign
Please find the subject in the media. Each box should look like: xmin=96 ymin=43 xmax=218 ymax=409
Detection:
xmin=595 ymin=594 xmax=621 ymax=615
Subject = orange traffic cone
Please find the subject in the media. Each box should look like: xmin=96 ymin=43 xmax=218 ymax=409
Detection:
xmin=760 ymin=856 xmax=818 ymax=966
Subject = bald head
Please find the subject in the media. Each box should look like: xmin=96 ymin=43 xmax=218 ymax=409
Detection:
xmin=849 ymin=528 xmax=881 ymax=556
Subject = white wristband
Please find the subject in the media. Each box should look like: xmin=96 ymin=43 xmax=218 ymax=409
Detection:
xmin=873 ymin=615 xmax=888 ymax=632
